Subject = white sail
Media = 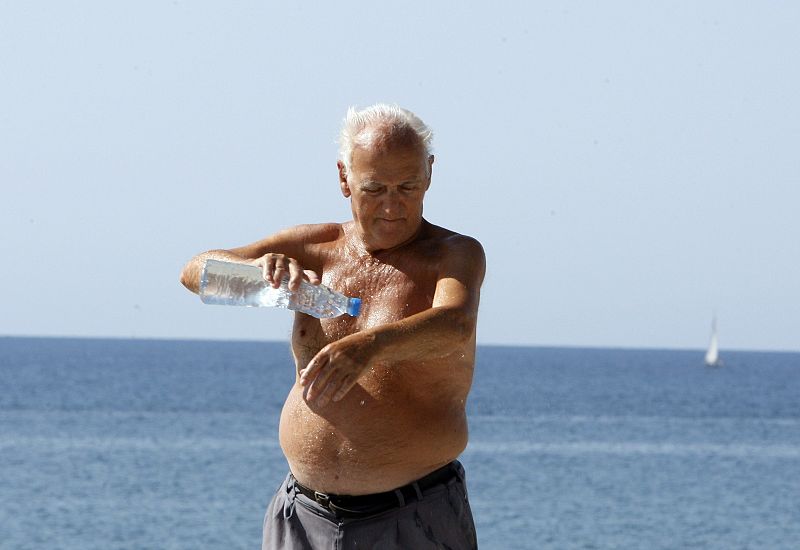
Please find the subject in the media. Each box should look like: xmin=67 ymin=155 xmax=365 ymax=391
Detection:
xmin=705 ymin=316 xmax=720 ymax=366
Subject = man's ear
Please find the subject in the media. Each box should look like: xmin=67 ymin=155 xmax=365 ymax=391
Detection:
xmin=337 ymin=160 xmax=351 ymax=197
xmin=425 ymin=155 xmax=435 ymax=190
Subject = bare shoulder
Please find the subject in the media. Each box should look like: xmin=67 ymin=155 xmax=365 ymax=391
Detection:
xmin=422 ymin=222 xmax=486 ymax=281
xmin=424 ymin=223 xmax=485 ymax=261
xmin=444 ymin=233 xmax=485 ymax=259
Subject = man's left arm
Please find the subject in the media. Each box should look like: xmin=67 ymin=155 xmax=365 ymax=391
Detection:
xmin=300 ymin=236 xmax=486 ymax=406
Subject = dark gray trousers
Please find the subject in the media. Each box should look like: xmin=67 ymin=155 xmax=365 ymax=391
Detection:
xmin=262 ymin=461 xmax=477 ymax=549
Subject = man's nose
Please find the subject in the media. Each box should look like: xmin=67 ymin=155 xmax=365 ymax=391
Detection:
xmin=381 ymin=190 xmax=403 ymax=214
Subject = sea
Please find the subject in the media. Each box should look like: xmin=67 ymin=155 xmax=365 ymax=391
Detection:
xmin=1 ymin=337 xmax=799 ymax=550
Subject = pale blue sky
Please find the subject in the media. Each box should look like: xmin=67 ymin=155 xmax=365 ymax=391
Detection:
xmin=2 ymin=1 xmax=798 ymax=351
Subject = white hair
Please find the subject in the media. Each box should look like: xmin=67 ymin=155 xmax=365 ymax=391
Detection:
xmin=337 ymin=104 xmax=434 ymax=175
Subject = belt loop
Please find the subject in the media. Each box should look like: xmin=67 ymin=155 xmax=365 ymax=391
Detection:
xmin=412 ymin=481 xmax=423 ymax=500
xmin=284 ymin=475 xmax=296 ymax=519
xmin=394 ymin=489 xmax=406 ymax=507
xmin=314 ymin=491 xmax=331 ymax=510
xmin=453 ymin=461 xmax=465 ymax=483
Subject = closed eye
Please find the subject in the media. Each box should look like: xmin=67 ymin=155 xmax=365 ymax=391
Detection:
xmin=360 ymin=183 xmax=384 ymax=194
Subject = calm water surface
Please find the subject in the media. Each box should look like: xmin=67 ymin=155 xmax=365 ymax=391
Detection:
xmin=1 ymin=338 xmax=798 ymax=549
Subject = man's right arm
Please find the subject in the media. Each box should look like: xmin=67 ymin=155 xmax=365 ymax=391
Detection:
xmin=178 ymin=223 xmax=341 ymax=294
xmin=179 ymin=248 xmax=253 ymax=294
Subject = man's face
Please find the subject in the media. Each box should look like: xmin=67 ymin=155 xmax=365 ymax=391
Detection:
xmin=339 ymin=135 xmax=432 ymax=252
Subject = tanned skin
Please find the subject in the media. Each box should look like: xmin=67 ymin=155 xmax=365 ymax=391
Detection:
xmin=180 ymin=125 xmax=485 ymax=494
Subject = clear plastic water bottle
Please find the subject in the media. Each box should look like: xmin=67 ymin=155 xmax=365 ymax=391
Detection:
xmin=199 ymin=259 xmax=361 ymax=318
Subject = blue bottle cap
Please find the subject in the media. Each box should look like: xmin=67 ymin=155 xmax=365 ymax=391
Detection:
xmin=347 ymin=297 xmax=362 ymax=317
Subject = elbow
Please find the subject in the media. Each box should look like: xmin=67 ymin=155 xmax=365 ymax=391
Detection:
xmin=179 ymin=269 xmax=190 ymax=291
xmin=179 ymin=249 xmax=234 ymax=294
xmin=447 ymin=308 xmax=478 ymax=345
xmin=179 ymin=260 xmax=199 ymax=294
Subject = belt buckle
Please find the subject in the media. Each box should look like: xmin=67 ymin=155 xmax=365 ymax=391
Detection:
xmin=314 ymin=491 xmax=331 ymax=508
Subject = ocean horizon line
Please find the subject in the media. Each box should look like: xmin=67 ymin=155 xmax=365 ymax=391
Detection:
xmin=2 ymin=333 xmax=798 ymax=355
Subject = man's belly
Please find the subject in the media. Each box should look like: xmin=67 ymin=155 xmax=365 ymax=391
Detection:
xmin=278 ymin=369 xmax=469 ymax=495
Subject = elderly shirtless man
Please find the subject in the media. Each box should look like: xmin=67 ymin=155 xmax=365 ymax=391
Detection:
xmin=180 ymin=104 xmax=485 ymax=549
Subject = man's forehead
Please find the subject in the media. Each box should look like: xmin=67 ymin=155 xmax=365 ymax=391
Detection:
xmin=353 ymin=123 xmax=425 ymax=156
xmin=350 ymin=142 xmax=428 ymax=173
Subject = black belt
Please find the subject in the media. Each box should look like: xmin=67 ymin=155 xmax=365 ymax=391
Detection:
xmin=291 ymin=462 xmax=458 ymax=517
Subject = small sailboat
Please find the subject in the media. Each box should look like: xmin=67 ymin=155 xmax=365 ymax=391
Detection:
xmin=704 ymin=316 xmax=722 ymax=367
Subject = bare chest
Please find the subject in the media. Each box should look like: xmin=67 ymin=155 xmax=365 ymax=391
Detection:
xmin=291 ymin=255 xmax=436 ymax=359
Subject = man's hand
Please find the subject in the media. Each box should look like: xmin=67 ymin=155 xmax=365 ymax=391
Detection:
xmin=299 ymin=332 xmax=377 ymax=407
xmin=249 ymin=253 xmax=320 ymax=291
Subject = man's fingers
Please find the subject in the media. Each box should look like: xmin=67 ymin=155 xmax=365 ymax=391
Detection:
xmin=288 ymin=261 xmax=303 ymax=291
xmin=313 ymin=370 xmax=351 ymax=407
xmin=262 ymin=254 xmax=279 ymax=285
xmin=272 ymin=255 xmax=287 ymax=288
xmin=300 ymin=340 xmax=364 ymax=406
xmin=303 ymin=270 xmax=321 ymax=286
xmin=299 ymin=354 xmax=328 ymax=386
xmin=306 ymin=363 xmax=336 ymax=402
xmin=307 ymin=377 xmax=331 ymax=404
xmin=313 ymin=380 xmax=335 ymax=407
xmin=262 ymin=265 xmax=269 ymax=282
xmin=260 ymin=256 xmax=273 ymax=283
xmin=256 ymin=253 xmax=307 ymax=289
xmin=332 ymin=375 xmax=355 ymax=402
